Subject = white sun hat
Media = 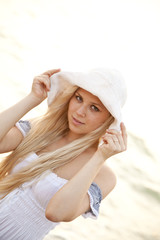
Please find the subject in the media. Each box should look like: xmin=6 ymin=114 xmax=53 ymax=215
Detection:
xmin=48 ymin=68 xmax=127 ymax=130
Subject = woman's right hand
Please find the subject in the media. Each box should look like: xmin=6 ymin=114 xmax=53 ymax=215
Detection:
xmin=30 ymin=68 xmax=61 ymax=104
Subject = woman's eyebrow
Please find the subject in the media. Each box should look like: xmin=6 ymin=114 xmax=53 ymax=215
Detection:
xmin=76 ymin=91 xmax=103 ymax=108
xmin=91 ymin=102 xmax=103 ymax=107
xmin=75 ymin=91 xmax=81 ymax=95
xmin=75 ymin=91 xmax=83 ymax=98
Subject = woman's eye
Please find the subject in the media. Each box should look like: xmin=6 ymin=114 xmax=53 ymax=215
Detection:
xmin=75 ymin=95 xmax=82 ymax=102
xmin=91 ymin=105 xmax=100 ymax=112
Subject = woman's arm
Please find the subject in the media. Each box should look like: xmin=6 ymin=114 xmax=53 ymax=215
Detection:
xmin=0 ymin=69 xmax=60 ymax=152
xmin=0 ymin=94 xmax=41 ymax=141
xmin=45 ymin=123 xmax=127 ymax=222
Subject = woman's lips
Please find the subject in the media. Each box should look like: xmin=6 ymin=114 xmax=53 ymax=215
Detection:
xmin=72 ymin=116 xmax=85 ymax=125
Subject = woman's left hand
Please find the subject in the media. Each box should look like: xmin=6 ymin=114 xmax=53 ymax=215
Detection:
xmin=97 ymin=122 xmax=127 ymax=161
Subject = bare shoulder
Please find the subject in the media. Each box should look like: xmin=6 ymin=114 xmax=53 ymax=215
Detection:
xmin=94 ymin=164 xmax=117 ymax=199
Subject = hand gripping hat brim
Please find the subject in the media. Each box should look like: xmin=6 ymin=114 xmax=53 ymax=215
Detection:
xmin=48 ymin=69 xmax=127 ymax=131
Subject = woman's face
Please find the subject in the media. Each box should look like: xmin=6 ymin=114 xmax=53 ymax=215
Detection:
xmin=67 ymin=88 xmax=111 ymax=136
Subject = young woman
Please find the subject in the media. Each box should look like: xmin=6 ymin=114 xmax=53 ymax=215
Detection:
xmin=0 ymin=68 xmax=127 ymax=240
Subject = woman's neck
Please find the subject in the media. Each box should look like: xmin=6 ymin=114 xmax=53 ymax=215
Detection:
xmin=63 ymin=131 xmax=84 ymax=144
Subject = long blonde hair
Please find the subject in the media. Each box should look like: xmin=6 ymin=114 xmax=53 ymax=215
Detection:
xmin=0 ymin=85 xmax=114 ymax=197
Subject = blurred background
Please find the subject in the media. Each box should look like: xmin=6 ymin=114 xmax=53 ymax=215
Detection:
xmin=0 ymin=0 xmax=160 ymax=239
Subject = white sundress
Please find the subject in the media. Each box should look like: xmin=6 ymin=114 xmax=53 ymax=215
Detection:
xmin=0 ymin=121 xmax=102 ymax=240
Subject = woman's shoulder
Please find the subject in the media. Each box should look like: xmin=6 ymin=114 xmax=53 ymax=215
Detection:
xmin=94 ymin=164 xmax=117 ymax=199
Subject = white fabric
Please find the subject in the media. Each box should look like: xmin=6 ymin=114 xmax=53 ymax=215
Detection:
xmin=0 ymin=153 xmax=65 ymax=240
xmin=48 ymin=68 xmax=127 ymax=130
xmin=0 ymin=119 xmax=102 ymax=239
xmin=0 ymin=152 xmax=100 ymax=240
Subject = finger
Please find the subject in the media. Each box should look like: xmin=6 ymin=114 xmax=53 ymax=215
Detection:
xmin=120 ymin=122 xmax=127 ymax=149
xmin=42 ymin=78 xmax=51 ymax=91
xmin=102 ymin=133 xmax=118 ymax=150
xmin=34 ymin=75 xmax=51 ymax=91
xmin=106 ymin=128 xmax=125 ymax=151
xmin=42 ymin=68 xmax=61 ymax=77
xmin=106 ymin=129 xmax=122 ymax=142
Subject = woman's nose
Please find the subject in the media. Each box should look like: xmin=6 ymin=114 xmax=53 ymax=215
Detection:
xmin=76 ymin=105 xmax=86 ymax=117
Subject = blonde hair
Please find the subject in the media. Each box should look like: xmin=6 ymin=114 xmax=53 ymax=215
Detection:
xmin=0 ymin=85 xmax=114 ymax=197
